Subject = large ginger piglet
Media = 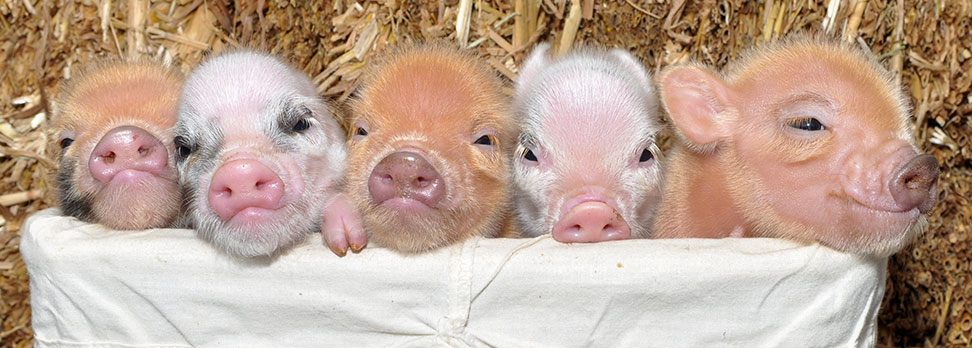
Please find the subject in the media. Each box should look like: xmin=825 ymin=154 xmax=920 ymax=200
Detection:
xmin=175 ymin=51 xmax=363 ymax=257
xmin=52 ymin=60 xmax=183 ymax=230
xmin=512 ymin=44 xmax=664 ymax=242
xmin=654 ymin=37 xmax=939 ymax=256
xmin=346 ymin=44 xmax=514 ymax=253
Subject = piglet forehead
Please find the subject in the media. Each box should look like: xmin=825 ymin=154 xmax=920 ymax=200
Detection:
xmin=182 ymin=51 xmax=313 ymax=124
xmin=731 ymin=46 xmax=909 ymax=137
xmin=59 ymin=62 xmax=182 ymax=135
xmin=363 ymin=60 xmax=492 ymax=134
xmin=524 ymin=70 xmax=655 ymax=161
xmin=73 ymin=77 xmax=179 ymax=127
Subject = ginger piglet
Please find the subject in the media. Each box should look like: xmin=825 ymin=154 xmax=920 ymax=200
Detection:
xmin=653 ymin=35 xmax=939 ymax=256
xmin=52 ymin=60 xmax=183 ymax=230
xmin=345 ymin=43 xmax=515 ymax=253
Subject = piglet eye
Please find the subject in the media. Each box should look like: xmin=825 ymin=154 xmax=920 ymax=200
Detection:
xmin=474 ymin=135 xmax=495 ymax=146
xmin=639 ymin=148 xmax=653 ymax=162
xmin=788 ymin=118 xmax=825 ymax=131
xmin=354 ymin=127 xmax=368 ymax=136
xmin=174 ymin=136 xmax=193 ymax=162
xmin=524 ymin=149 xmax=538 ymax=162
xmin=59 ymin=138 xmax=74 ymax=149
xmin=292 ymin=119 xmax=310 ymax=132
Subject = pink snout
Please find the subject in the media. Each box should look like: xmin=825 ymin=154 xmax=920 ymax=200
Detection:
xmin=88 ymin=125 xmax=168 ymax=184
xmin=368 ymin=151 xmax=445 ymax=208
xmin=208 ymin=159 xmax=285 ymax=221
xmin=552 ymin=201 xmax=632 ymax=243
xmin=889 ymin=154 xmax=939 ymax=214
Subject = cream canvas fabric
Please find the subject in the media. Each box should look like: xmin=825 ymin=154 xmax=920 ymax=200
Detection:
xmin=22 ymin=208 xmax=886 ymax=347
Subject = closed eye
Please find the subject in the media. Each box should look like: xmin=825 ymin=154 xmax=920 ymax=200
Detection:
xmin=787 ymin=117 xmax=825 ymax=131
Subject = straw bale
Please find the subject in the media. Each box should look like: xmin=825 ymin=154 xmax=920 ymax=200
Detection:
xmin=0 ymin=1 xmax=968 ymax=346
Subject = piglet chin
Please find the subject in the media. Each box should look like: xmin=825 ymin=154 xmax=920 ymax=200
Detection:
xmin=109 ymin=169 xmax=155 ymax=185
xmin=92 ymin=176 xmax=181 ymax=230
xmin=797 ymin=197 xmax=924 ymax=256
xmin=197 ymin=209 xmax=312 ymax=258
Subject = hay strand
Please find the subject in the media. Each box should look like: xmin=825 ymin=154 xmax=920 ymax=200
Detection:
xmin=557 ymin=0 xmax=581 ymax=56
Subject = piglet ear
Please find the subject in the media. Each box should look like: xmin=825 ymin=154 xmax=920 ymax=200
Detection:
xmin=609 ymin=48 xmax=653 ymax=96
xmin=657 ymin=65 xmax=732 ymax=147
xmin=516 ymin=43 xmax=551 ymax=91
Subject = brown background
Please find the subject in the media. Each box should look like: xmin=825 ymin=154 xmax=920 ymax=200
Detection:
xmin=0 ymin=0 xmax=969 ymax=347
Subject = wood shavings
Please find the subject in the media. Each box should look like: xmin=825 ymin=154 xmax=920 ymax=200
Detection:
xmin=0 ymin=190 xmax=43 ymax=207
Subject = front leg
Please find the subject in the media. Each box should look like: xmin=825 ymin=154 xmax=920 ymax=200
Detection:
xmin=321 ymin=193 xmax=367 ymax=257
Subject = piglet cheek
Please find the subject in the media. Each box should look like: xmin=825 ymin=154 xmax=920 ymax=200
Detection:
xmin=276 ymin=156 xmax=307 ymax=205
xmin=739 ymin=142 xmax=840 ymax=226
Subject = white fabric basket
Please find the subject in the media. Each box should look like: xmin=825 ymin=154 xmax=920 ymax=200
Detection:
xmin=22 ymin=208 xmax=886 ymax=347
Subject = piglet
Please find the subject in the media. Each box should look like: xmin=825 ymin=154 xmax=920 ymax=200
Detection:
xmin=654 ymin=35 xmax=939 ymax=256
xmin=345 ymin=43 xmax=515 ymax=253
xmin=512 ymin=44 xmax=664 ymax=242
xmin=52 ymin=60 xmax=183 ymax=230
xmin=175 ymin=51 xmax=363 ymax=257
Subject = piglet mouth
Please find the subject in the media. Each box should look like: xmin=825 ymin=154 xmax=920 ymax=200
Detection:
xmin=841 ymin=193 xmax=922 ymax=221
xmin=106 ymin=169 xmax=170 ymax=186
xmin=226 ymin=207 xmax=277 ymax=225
xmin=376 ymin=197 xmax=436 ymax=213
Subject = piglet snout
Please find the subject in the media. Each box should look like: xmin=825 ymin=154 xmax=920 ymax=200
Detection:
xmin=369 ymin=151 xmax=445 ymax=208
xmin=88 ymin=125 xmax=169 ymax=184
xmin=208 ymin=159 xmax=285 ymax=221
xmin=552 ymin=202 xmax=632 ymax=243
xmin=889 ymin=154 xmax=939 ymax=214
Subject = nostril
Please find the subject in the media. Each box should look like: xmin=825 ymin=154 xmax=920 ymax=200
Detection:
xmin=138 ymin=146 xmax=150 ymax=157
xmin=103 ymin=152 xmax=116 ymax=164
xmin=889 ymin=154 xmax=940 ymax=213
xmin=416 ymin=176 xmax=430 ymax=187
xmin=902 ymin=174 xmax=919 ymax=190
xmin=216 ymin=185 xmax=232 ymax=196
xmin=382 ymin=174 xmax=393 ymax=183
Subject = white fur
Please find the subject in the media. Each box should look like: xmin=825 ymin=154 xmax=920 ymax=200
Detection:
xmin=512 ymin=45 xmax=665 ymax=238
xmin=176 ymin=51 xmax=347 ymax=257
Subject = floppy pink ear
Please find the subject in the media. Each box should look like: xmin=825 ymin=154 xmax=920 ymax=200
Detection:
xmin=658 ymin=65 xmax=732 ymax=147
xmin=516 ymin=43 xmax=551 ymax=91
